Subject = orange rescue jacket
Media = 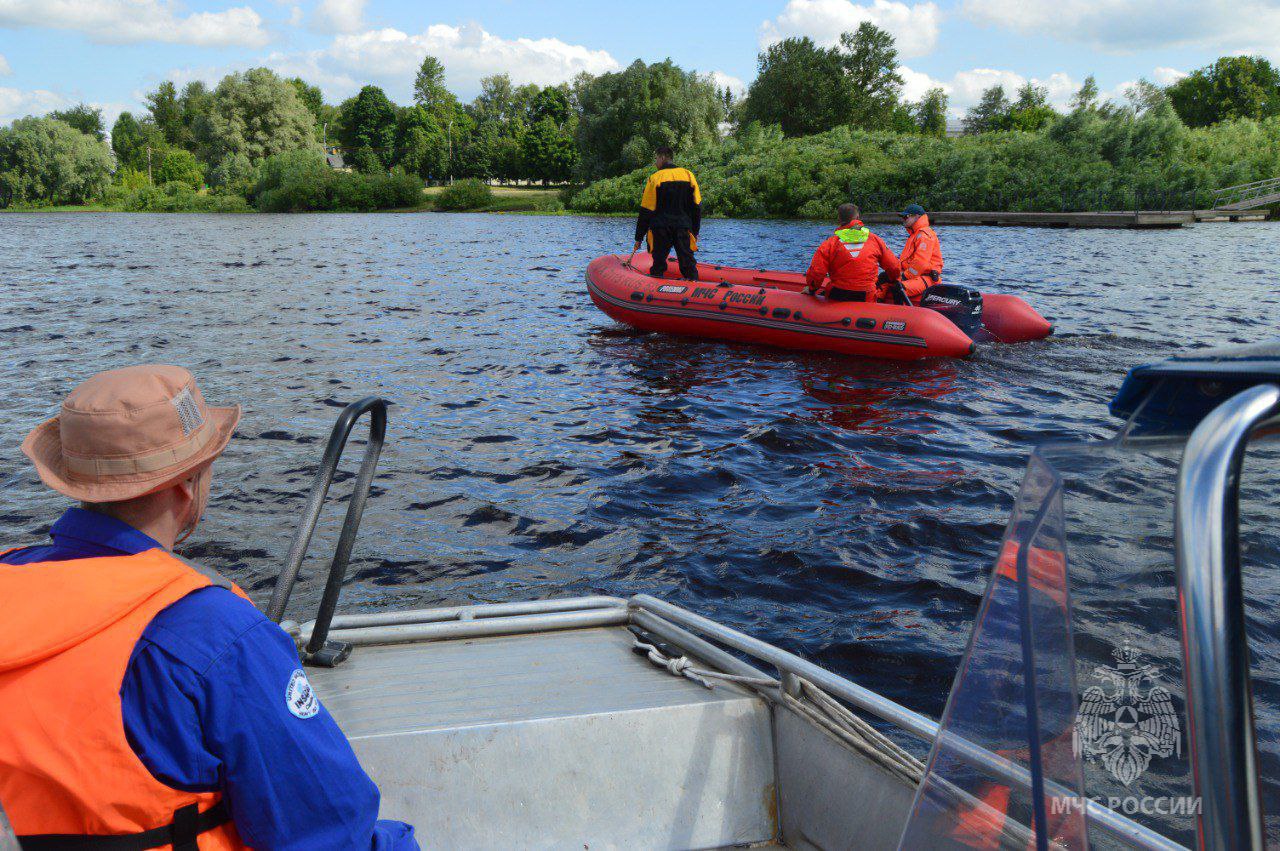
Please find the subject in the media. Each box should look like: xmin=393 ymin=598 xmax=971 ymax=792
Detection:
xmin=0 ymin=548 xmax=249 ymax=850
xmin=897 ymin=214 xmax=943 ymax=299
xmin=805 ymin=221 xmax=901 ymax=300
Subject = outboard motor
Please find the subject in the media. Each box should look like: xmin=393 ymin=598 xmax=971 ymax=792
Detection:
xmin=918 ymin=284 xmax=984 ymax=339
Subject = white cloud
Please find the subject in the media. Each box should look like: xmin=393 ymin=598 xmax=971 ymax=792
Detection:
xmin=709 ymin=70 xmax=747 ymax=97
xmin=960 ymin=0 xmax=1280 ymax=59
xmin=761 ymin=0 xmax=940 ymax=58
xmin=1153 ymin=66 xmax=1187 ymax=86
xmin=0 ymin=54 xmax=9 ymax=76
xmin=165 ymin=21 xmax=619 ymax=104
xmin=287 ymin=4 xmax=303 ymax=26
xmin=0 ymin=86 xmax=67 ymax=124
xmin=315 ymin=23 xmax=619 ymax=100
xmin=899 ymin=65 xmax=941 ymax=102
xmin=0 ymin=0 xmax=269 ymax=47
xmin=899 ymin=66 xmax=1084 ymax=117
xmin=311 ymin=0 xmax=364 ymax=33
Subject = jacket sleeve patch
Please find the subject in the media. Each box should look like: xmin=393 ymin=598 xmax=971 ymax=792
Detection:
xmin=286 ymin=669 xmax=320 ymax=719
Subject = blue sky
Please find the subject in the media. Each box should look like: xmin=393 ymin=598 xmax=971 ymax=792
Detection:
xmin=1 ymin=0 xmax=1277 ymax=126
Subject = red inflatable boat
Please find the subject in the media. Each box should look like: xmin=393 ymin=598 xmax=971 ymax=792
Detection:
xmin=586 ymin=254 xmax=1052 ymax=361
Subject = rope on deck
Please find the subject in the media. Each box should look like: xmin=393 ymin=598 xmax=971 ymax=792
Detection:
xmin=632 ymin=638 xmax=924 ymax=786
xmin=783 ymin=678 xmax=925 ymax=786
xmin=633 ymin=640 xmax=777 ymax=689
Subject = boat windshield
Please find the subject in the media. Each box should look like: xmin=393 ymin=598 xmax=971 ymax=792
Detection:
xmin=897 ymin=427 xmax=1280 ymax=850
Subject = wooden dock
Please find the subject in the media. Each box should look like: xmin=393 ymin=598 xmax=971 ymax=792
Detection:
xmin=862 ymin=210 xmax=1195 ymax=229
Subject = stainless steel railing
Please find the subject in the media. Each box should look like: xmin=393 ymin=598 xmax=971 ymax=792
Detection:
xmin=267 ymin=396 xmax=389 ymax=666
xmin=1176 ymin=383 xmax=1280 ymax=850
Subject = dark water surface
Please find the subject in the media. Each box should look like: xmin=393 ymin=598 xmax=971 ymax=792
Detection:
xmin=2 ymin=212 xmax=1278 ymax=830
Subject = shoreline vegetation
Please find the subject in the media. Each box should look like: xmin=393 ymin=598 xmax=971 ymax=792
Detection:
xmin=3 ymin=28 xmax=1279 ymax=218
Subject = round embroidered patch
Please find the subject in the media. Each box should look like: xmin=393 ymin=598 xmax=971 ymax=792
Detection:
xmin=286 ymin=669 xmax=319 ymax=719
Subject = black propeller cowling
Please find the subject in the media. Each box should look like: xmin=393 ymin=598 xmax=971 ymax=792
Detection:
xmin=918 ymin=284 xmax=984 ymax=337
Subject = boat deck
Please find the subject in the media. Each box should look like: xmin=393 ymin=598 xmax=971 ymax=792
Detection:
xmin=311 ymin=626 xmax=781 ymax=849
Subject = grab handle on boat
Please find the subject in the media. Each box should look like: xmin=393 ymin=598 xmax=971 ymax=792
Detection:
xmin=266 ymin=397 xmax=389 ymax=667
xmin=1176 ymin=382 xmax=1280 ymax=851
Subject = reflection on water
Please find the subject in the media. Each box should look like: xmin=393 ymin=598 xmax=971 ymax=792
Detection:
xmin=1 ymin=212 xmax=1278 ymax=836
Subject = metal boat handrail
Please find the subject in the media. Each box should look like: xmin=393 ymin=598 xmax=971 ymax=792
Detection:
xmin=266 ymin=396 xmax=389 ymax=666
xmin=627 ymin=596 xmax=1185 ymax=851
xmin=1175 ymin=383 xmax=1280 ymax=850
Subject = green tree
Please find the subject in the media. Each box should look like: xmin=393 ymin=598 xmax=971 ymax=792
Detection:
xmin=0 ymin=117 xmax=112 ymax=206
xmin=413 ymin=56 xmax=456 ymax=119
xmin=209 ymin=152 xmax=255 ymax=196
xmin=178 ymin=82 xmax=212 ymax=149
xmin=1071 ymin=76 xmax=1101 ymax=112
xmin=198 ymin=68 xmax=317 ymax=165
xmin=492 ymin=122 xmax=526 ymax=183
xmin=1006 ymin=82 xmax=1056 ymax=131
xmin=1125 ymin=79 xmax=1168 ymax=116
xmin=458 ymin=120 xmax=500 ymax=179
xmin=154 ymin=148 xmax=203 ymax=188
xmin=395 ymin=105 xmax=450 ymax=180
xmin=838 ymin=23 xmax=903 ymax=128
xmin=49 ymin=103 xmax=105 ymax=141
xmin=110 ymin=112 xmax=167 ymax=173
xmin=338 ymin=85 xmax=398 ymax=168
xmin=740 ymin=38 xmax=850 ymax=137
xmin=913 ymin=88 xmax=949 ymax=136
xmin=964 ymin=85 xmax=1011 ymax=134
xmin=529 ymin=85 xmax=572 ymax=126
xmin=289 ymin=78 xmax=324 ymax=122
xmin=146 ymin=81 xmax=184 ymax=145
xmin=574 ymin=59 xmax=724 ymax=180
xmin=1168 ymin=56 xmax=1280 ymax=127
xmin=472 ymin=74 xmax=517 ymax=124
xmin=521 ymin=117 xmax=577 ymax=183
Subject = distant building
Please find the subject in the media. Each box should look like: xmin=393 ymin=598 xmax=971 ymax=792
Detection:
xmin=945 ymin=121 xmax=965 ymax=138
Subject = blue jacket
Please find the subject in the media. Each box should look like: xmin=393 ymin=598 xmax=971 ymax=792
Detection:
xmin=1 ymin=508 xmax=418 ymax=850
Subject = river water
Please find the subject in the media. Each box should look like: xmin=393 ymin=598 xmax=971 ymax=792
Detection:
xmin=1 ymin=212 xmax=1277 ymax=840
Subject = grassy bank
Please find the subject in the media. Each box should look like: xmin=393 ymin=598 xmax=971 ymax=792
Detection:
xmin=412 ymin=184 xmax=567 ymax=213
xmin=570 ymin=113 xmax=1280 ymax=218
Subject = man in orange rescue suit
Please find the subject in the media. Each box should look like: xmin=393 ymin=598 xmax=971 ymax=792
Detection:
xmin=885 ymin=203 xmax=943 ymax=303
xmin=634 ymin=145 xmax=701 ymax=281
xmin=805 ymin=202 xmax=901 ymax=302
xmin=0 ymin=365 xmax=418 ymax=850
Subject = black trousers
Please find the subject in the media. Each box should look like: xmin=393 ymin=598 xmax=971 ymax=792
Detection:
xmin=828 ymin=287 xmax=868 ymax=303
xmin=649 ymin=227 xmax=698 ymax=281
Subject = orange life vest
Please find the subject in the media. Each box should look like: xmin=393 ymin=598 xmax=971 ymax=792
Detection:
xmin=950 ymin=539 xmax=1073 ymax=849
xmin=899 ymin=214 xmax=944 ymax=299
xmin=0 ymin=549 xmax=250 ymax=850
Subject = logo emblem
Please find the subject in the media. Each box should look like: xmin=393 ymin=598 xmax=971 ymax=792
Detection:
xmin=1074 ymin=646 xmax=1181 ymax=786
xmin=884 ymin=321 xmax=906 ymax=331
xmin=657 ymin=284 xmax=688 ymax=294
xmin=286 ymin=669 xmax=320 ymax=719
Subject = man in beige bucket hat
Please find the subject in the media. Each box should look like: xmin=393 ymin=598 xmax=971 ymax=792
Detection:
xmin=0 ymin=365 xmax=418 ymax=850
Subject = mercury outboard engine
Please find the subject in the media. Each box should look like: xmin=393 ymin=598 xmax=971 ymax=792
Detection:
xmin=918 ymin=284 xmax=985 ymax=339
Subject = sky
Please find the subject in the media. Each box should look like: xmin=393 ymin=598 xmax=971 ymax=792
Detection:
xmin=1 ymin=0 xmax=1277 ymax=128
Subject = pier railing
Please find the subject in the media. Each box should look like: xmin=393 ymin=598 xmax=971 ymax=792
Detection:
xmin=1210 ymin=177 xmax=1280 ymax=211
xmin=859 ymin=185 xmax=1202 ymax=215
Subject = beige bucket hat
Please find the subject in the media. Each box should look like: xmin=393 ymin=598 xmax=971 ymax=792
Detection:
xmin=21 ymin=365 xmax=241 ymax=503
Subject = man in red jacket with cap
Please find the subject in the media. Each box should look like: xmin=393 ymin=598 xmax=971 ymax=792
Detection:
xmin=805 ymin=203 xmax=901 ymax=303
xmin=887 ymin=202 xmax=943 ymax=303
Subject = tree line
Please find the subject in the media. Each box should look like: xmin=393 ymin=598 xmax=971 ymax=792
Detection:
xmin=1 ymin=27 xmax=1277 ymax=211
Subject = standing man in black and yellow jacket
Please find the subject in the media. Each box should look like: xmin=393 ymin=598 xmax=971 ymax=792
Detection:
xmin=634 ymin=146 xmax=701 ymax=281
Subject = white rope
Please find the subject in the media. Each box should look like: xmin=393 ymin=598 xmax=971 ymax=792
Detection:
xmin=632 ymin=639 xmax=924 ymax=786
xmin=783 ymin=678 xmax=925 ymax=786
xmin=633 ymin=640 xmax=778 ymax=690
